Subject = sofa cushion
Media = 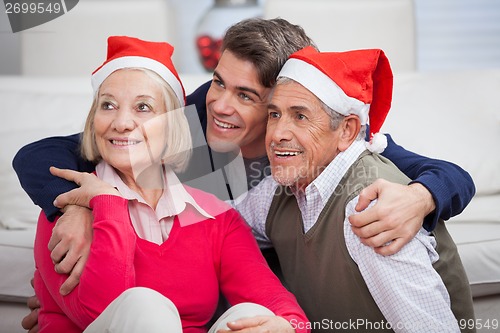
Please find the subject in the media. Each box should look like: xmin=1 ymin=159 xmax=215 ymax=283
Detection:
xmin=0 ymin=77 xmax=91 ymax=229
xmin=0 ymin=228 xmax=35 ymax=302
xmin=447 ymin=195 xmax=500 ymax=297
xmin=383 ymin=70 xmax=500 ymax=196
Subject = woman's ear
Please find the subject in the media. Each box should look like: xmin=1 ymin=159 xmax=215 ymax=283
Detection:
xmin=338 ymin=115 xmax=361 ymax=152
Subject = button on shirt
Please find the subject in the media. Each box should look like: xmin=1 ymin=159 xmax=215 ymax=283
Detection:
xmin=96 ymin=161 xmax=213 ymax=245
xmin=235 ymin=140 xmax=460 ymax=332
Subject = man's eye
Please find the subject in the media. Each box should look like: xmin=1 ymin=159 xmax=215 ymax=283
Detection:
xmin=239 ymin=92 xmax=251 ymax=101
xmin=297 ymin=113 xmax=306 ymax=120
xmin=213 ymin=79 xmax=224 ymax=88
xmin=268 ymin=111 xmax=280 ymax=119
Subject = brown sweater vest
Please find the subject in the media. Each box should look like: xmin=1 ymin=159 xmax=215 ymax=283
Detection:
xmin=265 ymin=150 xmax=475 ymax=332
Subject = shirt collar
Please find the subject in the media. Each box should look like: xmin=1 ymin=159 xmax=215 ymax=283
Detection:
xmin=96 ymin=161 xmax=214 ymax=220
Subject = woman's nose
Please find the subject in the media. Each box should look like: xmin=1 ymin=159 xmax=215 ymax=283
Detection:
xmin=112 ymin=110 xmax=137 ymax=132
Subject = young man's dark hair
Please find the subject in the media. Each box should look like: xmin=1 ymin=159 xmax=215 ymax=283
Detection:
xmin=222 ymin=18 xmax=317 ymax=88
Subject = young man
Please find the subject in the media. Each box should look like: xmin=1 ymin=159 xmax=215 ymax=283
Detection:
xmin=15 ymin=18 xmax=474 ymax=331
xmin=235 ymin=46 xmax=475 ymax=332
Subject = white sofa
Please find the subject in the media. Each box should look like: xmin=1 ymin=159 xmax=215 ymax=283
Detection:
xmin=1 ymin=69 xmax=500 ymax=332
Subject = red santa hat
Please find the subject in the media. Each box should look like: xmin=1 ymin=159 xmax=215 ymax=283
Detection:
xmin=278 ymin=46 xmax=393 ymax=153
xmin=91 ymin=36 xmax=185 ymax=106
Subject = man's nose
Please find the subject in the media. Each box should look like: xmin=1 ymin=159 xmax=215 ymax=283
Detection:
xmin=269 ymin=117 xmax=293 ymax=142
xmin=211 ymin=91 xmax=236 ymax=116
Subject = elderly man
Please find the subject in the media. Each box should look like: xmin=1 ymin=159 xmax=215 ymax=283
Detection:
xmin=235 ymin=47 xmax=475 ymax=332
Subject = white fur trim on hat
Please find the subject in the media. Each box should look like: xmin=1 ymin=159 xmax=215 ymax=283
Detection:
xmin=91 ymin=56 xmax=185 ymax=107
xmin=365 ymin=132 xmax=388 ymax=153
xmin=278 ymin=58 xmax=370 ymax=125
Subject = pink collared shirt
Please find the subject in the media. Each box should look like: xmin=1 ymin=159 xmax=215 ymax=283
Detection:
xmin=96 ymin=161 xmax=213 ymax=245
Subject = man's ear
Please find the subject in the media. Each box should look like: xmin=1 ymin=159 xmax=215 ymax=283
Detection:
xmin=338 ymin=115 xmax=361 ymax=152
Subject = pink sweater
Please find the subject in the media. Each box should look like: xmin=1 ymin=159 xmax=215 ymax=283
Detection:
xmin=34 ymin=187 xmax=309 ymax=332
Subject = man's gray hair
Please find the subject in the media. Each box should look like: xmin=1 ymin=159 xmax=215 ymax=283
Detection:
xmin=320 ymin=100 xmax=367 ymax=140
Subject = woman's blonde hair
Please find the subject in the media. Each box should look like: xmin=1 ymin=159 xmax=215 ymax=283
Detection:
xmin=80 ymin=68 xmax=192 ymax=172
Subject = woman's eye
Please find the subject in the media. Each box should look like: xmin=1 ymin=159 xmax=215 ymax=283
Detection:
xmin=101 ymin=102 xmax=114 ymax=110
xmin=137 ymin=103 xmax=151 ymax=112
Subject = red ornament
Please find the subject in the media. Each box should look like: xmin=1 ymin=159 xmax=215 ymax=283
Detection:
xmin=196 ymin=35 xmax=223 ymax=71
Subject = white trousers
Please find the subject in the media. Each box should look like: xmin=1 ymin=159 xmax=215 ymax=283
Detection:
xmin=83 ymin=287 xmax=274 ymax=333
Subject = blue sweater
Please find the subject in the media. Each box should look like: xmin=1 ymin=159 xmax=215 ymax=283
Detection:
xmin=12 ymin=81 xmax=475 ymax=231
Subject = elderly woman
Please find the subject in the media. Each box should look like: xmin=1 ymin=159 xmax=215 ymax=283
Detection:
xmin=33 ymin=36 xmax=308 ymax=333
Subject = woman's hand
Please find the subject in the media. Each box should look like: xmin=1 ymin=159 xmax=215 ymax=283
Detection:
xmin=50 ymin=166 xmax=120 ymax=209
xmin=218 ymin=315 xmax=295 ymax=333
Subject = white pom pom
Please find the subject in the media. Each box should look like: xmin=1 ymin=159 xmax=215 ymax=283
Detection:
xmin=365 ymin=133 xmax=388 ymax=153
